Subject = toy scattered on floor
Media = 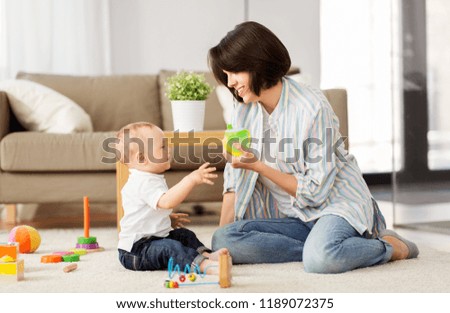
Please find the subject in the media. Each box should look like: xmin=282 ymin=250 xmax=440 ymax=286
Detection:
xmin=41 ymin=252 xmax=81 ymax=263
xmin=75 ymin=196 xmax=103 ymax=252
xmin=53 ymin=251 xmax=74 ymax=256
xmin=41 ymin=255 xmax=63 ymax=263
xmin=8 ymin=225 xmax=41 ymax=253
xmin=0 ymin=242 xmax=19 ymax=260
xmin=187 ymin=273 xmax=197 ymax=282
xmin=0 ymin=255 xmax=15 ymax=263
xmin=0 ymin=242 xmax=24 ymax=281
xmin=70 ymin=248 xmax=87 ymax=255
xmin=62 ymin=254 xmax=80 ymax=262
xmin=63 ymin=263 xmax=77 ymax=273
xmin=164 ymin=279 xmax=179 ymax=288
xmin=0 ymin=258 xmax=24 ymax=281
xmin=164 ymin=254 xmax=232 ymax=289
xmin=218 ymin=253 xmax=232 ymax=288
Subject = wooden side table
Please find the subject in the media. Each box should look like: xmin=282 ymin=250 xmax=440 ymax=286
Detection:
xmin=116 ymin=130 xmax=225 ymax=231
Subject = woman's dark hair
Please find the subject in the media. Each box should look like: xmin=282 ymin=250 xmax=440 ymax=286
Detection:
xmin=208 ymin=21 xmax=291 ymax=102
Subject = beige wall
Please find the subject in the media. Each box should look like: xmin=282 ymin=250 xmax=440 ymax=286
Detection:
xmin=109 ymin=0 xmax=321 ymax=86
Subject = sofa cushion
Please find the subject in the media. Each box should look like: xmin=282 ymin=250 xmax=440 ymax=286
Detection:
xmin=158 ymin=70 xmax=227 ymax=131
xmin=0 ymin=132 xmax=117 ymax=172
xmin=16 ymin=72 xmax=162 ymax=132
xmin=0 ymin=79 xmax=93 ymax=133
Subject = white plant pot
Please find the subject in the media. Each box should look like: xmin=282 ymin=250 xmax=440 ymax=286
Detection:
xmin=171 ymin=100 xmax=205 ymax=132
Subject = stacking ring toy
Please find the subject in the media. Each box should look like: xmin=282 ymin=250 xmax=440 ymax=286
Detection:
xmin=62 ymin=254 xmax=80 ymax=262
xmin=41 ymin=255 xmax=62 ymax=263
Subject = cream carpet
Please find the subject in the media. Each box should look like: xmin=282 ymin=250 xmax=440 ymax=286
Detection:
xmin=1 ymin=226 xmax=450 ymax=293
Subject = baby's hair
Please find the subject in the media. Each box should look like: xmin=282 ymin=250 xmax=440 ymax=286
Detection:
xmin=115 ymin=122 xmax=156 ymax=164
xmin=116 ymin=122 xmax=155 ymax=139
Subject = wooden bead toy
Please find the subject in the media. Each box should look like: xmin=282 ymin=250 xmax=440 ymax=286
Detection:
xmin=188 ymin=273 xmax=196 ymax=282
xmin=164 ymin=255 xmax=233 ymax=289
xmin=163 ymin=280 xmax=179 ymax=289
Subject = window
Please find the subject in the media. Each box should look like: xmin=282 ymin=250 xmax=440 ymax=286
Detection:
xmin=320 ymin=0 xmax=401 ymax=174
xmin=426 ymin=0 xmax=450 ymax=170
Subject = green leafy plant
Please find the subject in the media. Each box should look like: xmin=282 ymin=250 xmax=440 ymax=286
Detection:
xmin=165 ymin=71 xmax=213 ymax=101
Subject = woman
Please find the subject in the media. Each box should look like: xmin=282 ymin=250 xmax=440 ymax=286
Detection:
xmin=208 ymin=21 xmax=419 ymax=273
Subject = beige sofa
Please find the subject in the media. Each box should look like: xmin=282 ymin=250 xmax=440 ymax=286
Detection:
xmin=0 ymin=70 xmax=347 ymax=223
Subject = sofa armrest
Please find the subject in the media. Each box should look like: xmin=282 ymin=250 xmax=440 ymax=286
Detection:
xmin=0 ymin=91 xmax=11 ymax=141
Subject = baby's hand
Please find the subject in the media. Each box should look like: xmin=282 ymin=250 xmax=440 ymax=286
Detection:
xmin=170 ymin=213 xmax=190 ymax=229
xmin=189 ymin=162 xmax=218 ymax=186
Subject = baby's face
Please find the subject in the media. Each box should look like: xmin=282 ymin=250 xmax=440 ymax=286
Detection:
xmin=137 ymin=126 xmax=171 ymax=174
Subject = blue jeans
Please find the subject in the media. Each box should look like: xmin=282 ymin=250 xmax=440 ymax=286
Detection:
xmin=212 ymin=215 xmax=393 ymax=273
xmin=118 ymin=228 xmax=210 ymax=271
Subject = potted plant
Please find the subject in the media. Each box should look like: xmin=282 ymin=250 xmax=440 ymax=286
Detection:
xmin=165 ymin=71 xmax=213 ymax=132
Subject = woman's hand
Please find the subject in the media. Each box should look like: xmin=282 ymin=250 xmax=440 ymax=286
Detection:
xmin=229 ymin=143 xmax=262 ymax=172
xmin=170 ymin=213 xmax=191 ymax=229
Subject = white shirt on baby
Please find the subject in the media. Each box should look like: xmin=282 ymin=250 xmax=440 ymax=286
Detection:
xmin=118 ymin=168 xmax=172 ymax=252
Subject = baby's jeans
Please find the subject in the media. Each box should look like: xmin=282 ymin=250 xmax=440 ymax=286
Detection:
xmin=118 ymin=228 xmax=210 ymax=271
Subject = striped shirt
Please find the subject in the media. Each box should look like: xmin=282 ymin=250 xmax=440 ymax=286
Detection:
xmin=223 ymin=77 xmax=383 ymax=236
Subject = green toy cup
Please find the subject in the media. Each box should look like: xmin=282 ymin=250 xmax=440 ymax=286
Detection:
xmin=224 ymin=124 xmax=251 ymax=157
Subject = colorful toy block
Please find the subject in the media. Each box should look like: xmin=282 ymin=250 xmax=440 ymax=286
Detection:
xmin=219 ymin=253 xmax=232 ymax=288
xmin=0 ymin=258 xmax=24 ymax=281
xmin=0 ymin=242 xmax=19 ymax=260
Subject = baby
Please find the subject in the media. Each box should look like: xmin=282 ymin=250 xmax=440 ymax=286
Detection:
xmin=115 ymin=122 xmax=229 ymax=274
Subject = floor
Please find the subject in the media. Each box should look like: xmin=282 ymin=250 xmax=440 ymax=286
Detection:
xmin=1 ymin=184 xmax=450 ymax=253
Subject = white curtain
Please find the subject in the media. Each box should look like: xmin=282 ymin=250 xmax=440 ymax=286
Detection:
xmin=0 ymin=0 xmax=111 ymax=80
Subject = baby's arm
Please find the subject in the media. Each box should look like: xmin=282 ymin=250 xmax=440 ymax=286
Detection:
xmin=157 ymin=163 xmax=217 ymax=209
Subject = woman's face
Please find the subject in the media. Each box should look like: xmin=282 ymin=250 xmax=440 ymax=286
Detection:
xmin=223 ymin=70 xmax=257 ymax=104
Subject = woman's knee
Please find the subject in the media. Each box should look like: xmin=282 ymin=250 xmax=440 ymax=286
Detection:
xmin=211 ymin=226 xmax=229 ymax=250
xmin=211 ymin=223 xmax=241 ymax=251
xmin=303 ymin=242 xmax=351 ymax=274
